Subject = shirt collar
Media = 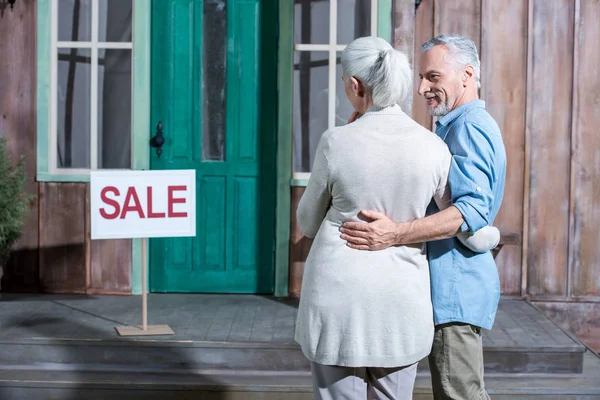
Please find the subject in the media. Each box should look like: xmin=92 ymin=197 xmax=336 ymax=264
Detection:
xmin=436 ymin=99 xmax=486 ymax=128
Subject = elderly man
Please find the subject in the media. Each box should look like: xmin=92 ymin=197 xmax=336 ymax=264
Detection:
xmin=340 ymin=34 xmax=507 ymax=399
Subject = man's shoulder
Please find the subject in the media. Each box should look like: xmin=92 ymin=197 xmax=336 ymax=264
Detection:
xmin=460 ymin=107 xmax=501 ymax=137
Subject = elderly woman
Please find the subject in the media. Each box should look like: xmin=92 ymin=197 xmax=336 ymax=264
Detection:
xmin=294 ymin=36 xmax=498 ymax=399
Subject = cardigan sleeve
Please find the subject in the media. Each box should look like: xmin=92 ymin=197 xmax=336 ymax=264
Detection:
xmin=296 ymin=132 xmax=333 ymax=238
xmin=433 ymin=147 xmax=452 ymax=211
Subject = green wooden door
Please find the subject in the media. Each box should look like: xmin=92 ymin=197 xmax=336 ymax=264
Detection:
xmin=149 ymin=0 xmax=277 ymax=293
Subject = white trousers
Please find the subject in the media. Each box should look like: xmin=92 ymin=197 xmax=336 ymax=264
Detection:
xmin=310 ymin=361 xmax=418 ymax=400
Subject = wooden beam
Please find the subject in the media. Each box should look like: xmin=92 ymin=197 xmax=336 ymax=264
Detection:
xmin=392 ymin=0 xmax=415 ymax=115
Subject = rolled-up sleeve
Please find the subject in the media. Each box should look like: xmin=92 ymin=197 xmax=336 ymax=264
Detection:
xmin=296 ymin=132 xmax=333 ymax=238
xmin=449 ymin=123 xmax=497 ymax=234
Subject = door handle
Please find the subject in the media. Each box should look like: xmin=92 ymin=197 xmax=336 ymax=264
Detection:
xmin=150 ymin=121 xmax=165 ymax=157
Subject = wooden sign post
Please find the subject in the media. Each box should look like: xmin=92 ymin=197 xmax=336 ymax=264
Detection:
xmin=90 ymin=170 xmax=196 ymax=336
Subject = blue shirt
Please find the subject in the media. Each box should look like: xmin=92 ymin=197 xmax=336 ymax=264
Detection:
xmin=427 ymin=100 xmax=507 ymax=330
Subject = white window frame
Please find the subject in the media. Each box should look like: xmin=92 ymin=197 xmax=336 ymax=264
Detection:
xmin=292 ymin=0 xmax=379 ymax=182
xmin=49 ymin=0 xmax=133 ymax=176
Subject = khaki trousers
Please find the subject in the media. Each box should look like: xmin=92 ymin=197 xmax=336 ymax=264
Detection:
xmin=428 ymin=323 xmax=490 ymax=400
xmin=310 ymin=361 xmax=418 ymax=400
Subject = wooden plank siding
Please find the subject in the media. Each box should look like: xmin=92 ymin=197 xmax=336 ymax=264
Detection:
xmin=38 ymin=183 xmax=131 ymax=294
xmin=85 ymin=187 xmax=132 ymax=294
xmin=411 ymin=0 xmax=434 ymax=131
xmin=433 ymin=0 xmax=481 ymax=52
xmin=0 ymin=0 xmax=39 ymax=292
xmin=480 ymin=0 xmax=528 ymax=295
xmin=570 ymin=0 xmax=600 ymax=299
xmin=526 ymin=0 xmax=575 ymax=297
xmin=392 ymin=0 xmax=415 ymax=115
xmin=38 ymin=183 xmax=87 ymax=293
xmin=89 ymin=239 xmax=132 ymax=294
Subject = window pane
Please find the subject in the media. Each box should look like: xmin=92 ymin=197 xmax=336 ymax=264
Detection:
xmin=293 ymin=51 xmax=328 ymax=173
xmin=57 ymin=48 xmax=91 ymax=169
xmin=202 ymin=0 xmax=227 ymax=161
xmin=58 ymin=0 xmax=92 ymax=42
xmin=337 ymin=0 xmax=371 ymax=45
xmin=294 ymin=0 xmax=330 ymax=45
xmin=98 ymin=49 xmax=132 ymax=169
xmin=335 ymin=58 xmax=355 ymax=126
xmin=98 ymin=0 xmax=133 ymax=43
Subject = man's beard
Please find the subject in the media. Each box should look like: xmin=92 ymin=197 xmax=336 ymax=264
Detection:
xmin=429 ymin=102 xmax=450 ymax=117
xmin=428 ymin=98 xmax=451 ymax=117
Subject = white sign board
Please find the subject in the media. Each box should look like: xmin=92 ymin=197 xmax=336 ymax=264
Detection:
xmin=90 ymin=170 xmax=196 ymax=240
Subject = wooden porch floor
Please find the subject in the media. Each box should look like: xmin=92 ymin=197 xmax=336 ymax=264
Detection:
xmin=0 ymin=293 xmax=586 ymax=348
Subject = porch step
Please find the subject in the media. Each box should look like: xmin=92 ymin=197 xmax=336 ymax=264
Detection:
xmin=0 ymin=333 xmax=586 ymax=376
xmin=0 ymin=352 xmax=599 ymax=400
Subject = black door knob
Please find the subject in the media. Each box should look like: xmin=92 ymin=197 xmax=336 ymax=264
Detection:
xmin=150 ymin=121 xmax=165 ymax=157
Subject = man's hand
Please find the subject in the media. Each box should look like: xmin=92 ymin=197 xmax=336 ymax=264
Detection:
xmin=339 ymin=210 xmax=400 ymax=250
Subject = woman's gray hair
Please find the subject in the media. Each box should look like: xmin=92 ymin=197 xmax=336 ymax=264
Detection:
xmin=341 ymin=36 xmax=412 ymax=108
xmin=421 ymin=34 xmax=481 ymax=88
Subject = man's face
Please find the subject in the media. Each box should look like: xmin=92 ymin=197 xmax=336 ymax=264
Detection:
xmin=418 ymin=45 xmax=464 ymax=117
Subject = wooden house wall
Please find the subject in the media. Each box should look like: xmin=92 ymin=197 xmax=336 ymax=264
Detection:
xmin=290 ymin=0 xmax=600 ymax=351
xmin=0 ymin=0 xmax=39 ymax=293
xmin=0 ymin=0 xmax=131 ymax=295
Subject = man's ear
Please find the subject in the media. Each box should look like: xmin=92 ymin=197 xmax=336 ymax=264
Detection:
xmin=463 ymin=65 xmax=475 ymax=87
xmin=350 ymin=76 xmax=364 ymax=97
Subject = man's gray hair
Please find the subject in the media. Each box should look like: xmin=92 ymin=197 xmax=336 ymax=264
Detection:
xmin=341 ymin=36 xmax=412 ymax=107
xmin=421 ymin=34 xmax=481 ymax=88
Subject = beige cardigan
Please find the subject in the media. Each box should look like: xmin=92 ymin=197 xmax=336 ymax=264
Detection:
xmin=294 ymin=104 xmax=452 ymax=367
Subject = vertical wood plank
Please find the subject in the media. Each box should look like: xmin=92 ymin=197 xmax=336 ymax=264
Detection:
xmin=86 ymin=186 xmax=132 ymax=294
xmin=39 ymin=183 xmax=87 ymax=293
xmin=527 ymin=0 xmax=574 ymax=296
xmin=0 ymin=0 xmax=39 ymax=292
xmin=571 ymin=0 xmax=600 ymax=298
xmin=434 ymin=0 xmax=481 ymax=51
xmin=89 ymin=240 xmax=132 ymax=293
xmin=522 ymin=0 xmax=534 ymax=299
xmin=412 ymin=0 xmax=434 ymax=131
xmin=480 ymin=0 xmax=527 ymax=295
xmin=392 ymin=0 xmax=415 ymax=115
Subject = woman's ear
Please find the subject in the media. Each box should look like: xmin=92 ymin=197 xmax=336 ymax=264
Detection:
xmin=350 ymin=76 xmax=364 ymax=97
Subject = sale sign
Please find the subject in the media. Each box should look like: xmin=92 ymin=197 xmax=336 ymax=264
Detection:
xmin=90 ymin=170 xmax=196 ymax=240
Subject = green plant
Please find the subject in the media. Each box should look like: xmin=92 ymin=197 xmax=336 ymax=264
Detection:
xmin=0 ymin=137 xmax=34 ymax=265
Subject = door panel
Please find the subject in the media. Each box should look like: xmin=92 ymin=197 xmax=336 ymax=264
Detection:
xmin=149 ymin=0 xmax=275 ymax=293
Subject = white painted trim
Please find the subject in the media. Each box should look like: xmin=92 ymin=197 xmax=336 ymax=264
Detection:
xmin=56 ymin=41 xmax=94 ymax=48
xmin=295 ymin=44 xmax=346 ymax=52
xmin=57 ymin=41 xmax=133 ymax=49
xmin=90 ymin=0 xmax=99 ymax=170
xmin=328 ymin=0 xmax=337 ymax=130
xmin=53 ymin=168 xmax=94 ymax=175
xmin=292 ymin=172 xmax=311 ymax=180
xmin=371 ymin=0 xmax=378 ymax=37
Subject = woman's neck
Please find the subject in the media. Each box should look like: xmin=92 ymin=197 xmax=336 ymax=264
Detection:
xmin=356 ymin=97 xmax=374 ymax=115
